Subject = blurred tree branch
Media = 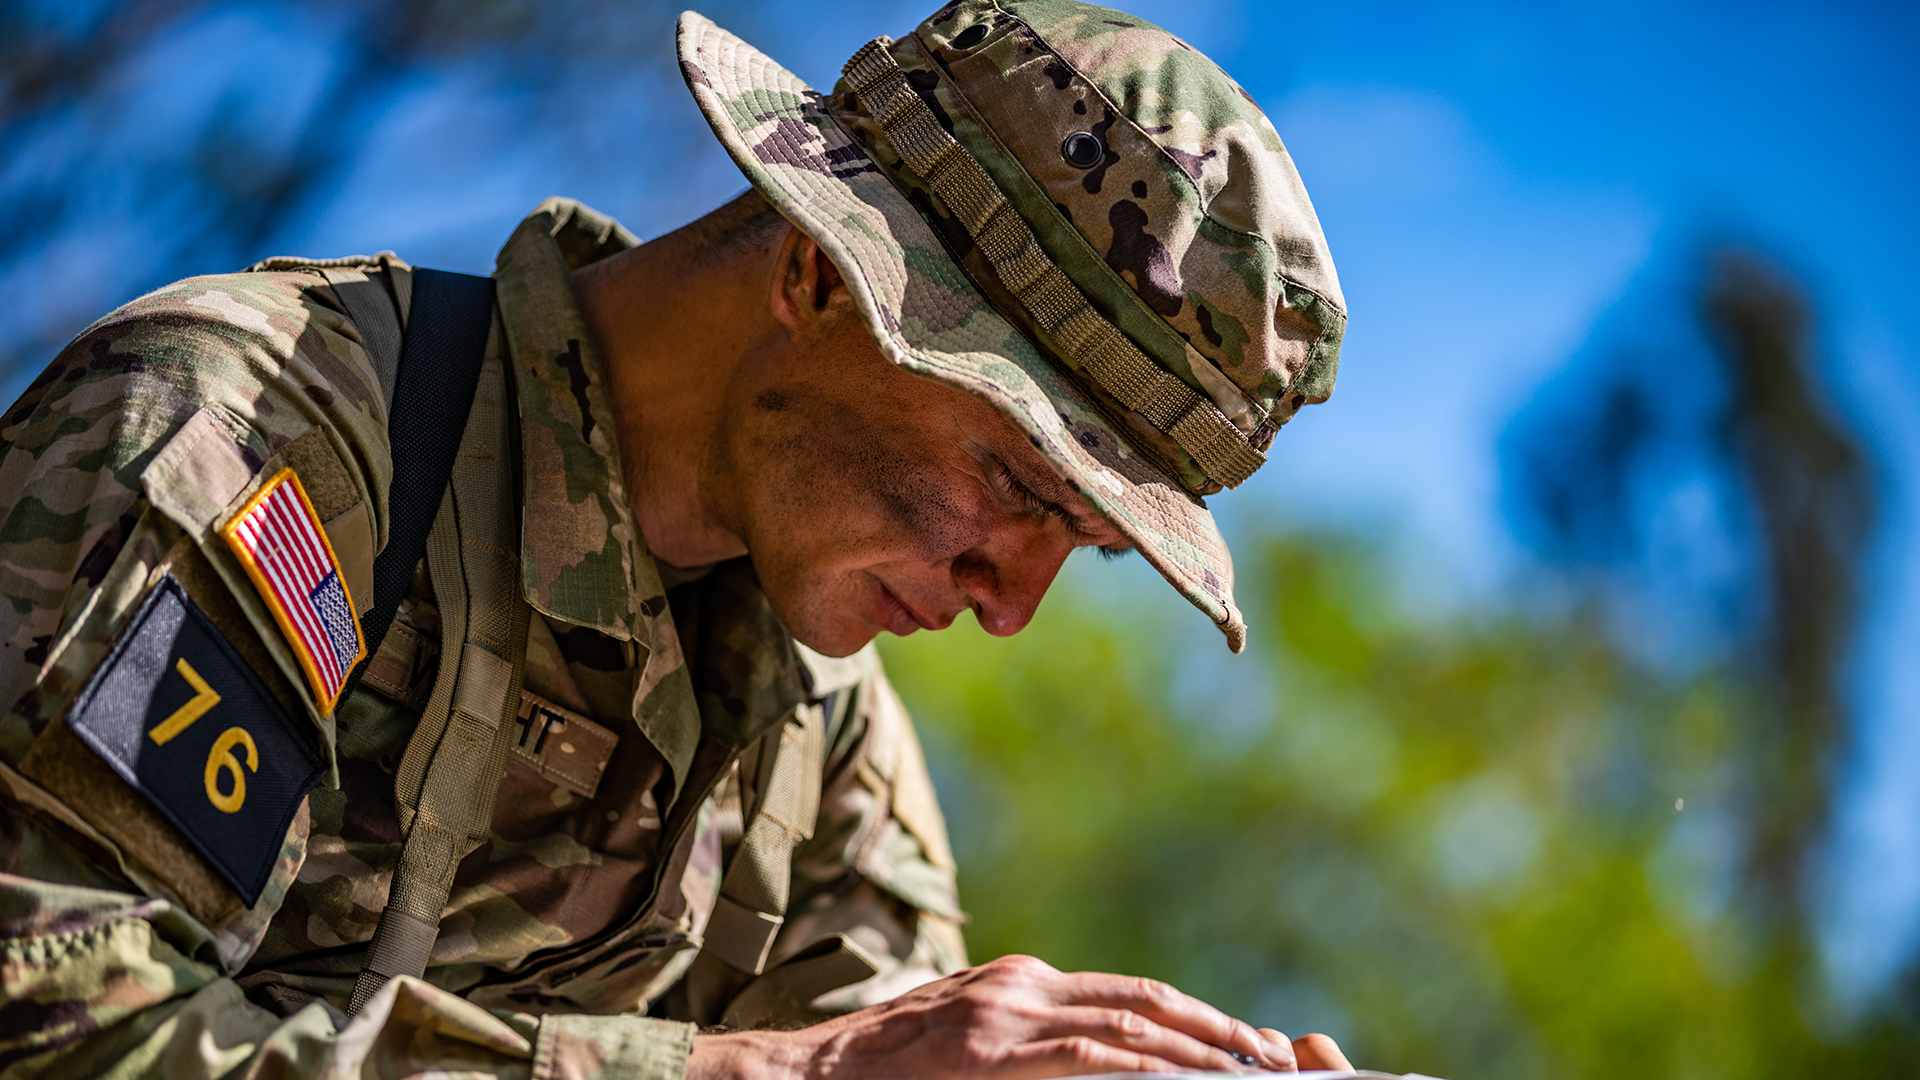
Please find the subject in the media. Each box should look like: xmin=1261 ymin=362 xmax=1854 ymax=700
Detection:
xmin=1506 ymin=244 xmax=1881 ymax=999
xmin=0 ymin=0 xmax=680 ymax=383
xmin=1703 ymin=251 xmax=1874 ymax=926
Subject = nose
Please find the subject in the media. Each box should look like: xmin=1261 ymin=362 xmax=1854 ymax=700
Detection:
xmin=951 ymin=532 xmax=1076 ymax=637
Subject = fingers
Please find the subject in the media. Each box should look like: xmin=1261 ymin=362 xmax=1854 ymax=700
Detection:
xmin=997 ymin=1036 xmax=1186 ymax=1079
xmin=959 ymin=959 xmax=1325 ymax=1076
xmin=1256 ymin=1029 xmax=1299 ymax=1073
xmin=1291 ymin=1033 xmax=1352 ymax=1073
xmin=1059 ymin=972 xmax=1293 ymax=1071
xmin=1041 ymin=1006 xmax=1246 ymax=1073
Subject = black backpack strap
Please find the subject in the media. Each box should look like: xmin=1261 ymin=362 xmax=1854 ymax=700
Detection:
xmin=351 ymin=267 xmax=497 ymax=683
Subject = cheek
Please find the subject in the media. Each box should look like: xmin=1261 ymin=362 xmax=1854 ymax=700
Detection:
xmin=861 ymin=450 xmax=995 ymax=564
xmin=744 ymin=421 xmax=993 ymax=653
xmin=753 ymin=401 xmax=991 ymax=569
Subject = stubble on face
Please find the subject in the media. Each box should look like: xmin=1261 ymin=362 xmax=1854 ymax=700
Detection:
xmin=718 ymin=311 xmax=1077 ymax=655
xmin=742 ymin=374 xmax=987 ymax=652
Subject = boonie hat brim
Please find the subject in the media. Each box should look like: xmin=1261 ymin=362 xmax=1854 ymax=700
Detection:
xmin=677 ymin=10 xmax=1247 ymax=651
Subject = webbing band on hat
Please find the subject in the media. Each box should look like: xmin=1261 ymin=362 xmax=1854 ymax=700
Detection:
xmin=842 ymin=38 xmax=1266 ymax=491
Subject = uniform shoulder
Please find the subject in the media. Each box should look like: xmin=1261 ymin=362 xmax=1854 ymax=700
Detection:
xmin=68 ymin=251 xmax=409 ymax=366
xmin=87 ymin=269 xmax=346 ymax=351
xmin=14 ymin=262 xmax=398 ymax=456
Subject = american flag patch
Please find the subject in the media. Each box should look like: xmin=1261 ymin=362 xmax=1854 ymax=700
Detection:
xmin=220 ymin=468 xmax=366 ymax=712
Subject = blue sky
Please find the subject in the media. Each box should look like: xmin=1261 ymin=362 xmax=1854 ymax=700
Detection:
xmin=8 ymin=0 xmax=1916 ymax=998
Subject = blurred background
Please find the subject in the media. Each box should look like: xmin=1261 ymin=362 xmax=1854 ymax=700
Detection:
xmin=3 ymin=0 xmax=1916 ymax=1075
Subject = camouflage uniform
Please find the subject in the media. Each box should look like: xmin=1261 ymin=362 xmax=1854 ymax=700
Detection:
xmin=0 ymin=0 xmax=1345 ymax=1074
xmin=0 ymin=198 xmax=965 ymax=1078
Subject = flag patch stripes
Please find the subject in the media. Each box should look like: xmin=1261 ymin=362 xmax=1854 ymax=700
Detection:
xmin=220 ymin=467 xmax=366 ymax=712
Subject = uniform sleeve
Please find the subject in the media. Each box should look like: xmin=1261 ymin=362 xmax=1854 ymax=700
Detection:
xmin=772 ymin=659 xmax=968 ymax=1013
xmin=0 ymin=268 xmax=395 ymax=761
xmin=0 ymin=864 xmax=693 ymax=1079
xmin=0 ymin=271 xmax=698 ymax=1079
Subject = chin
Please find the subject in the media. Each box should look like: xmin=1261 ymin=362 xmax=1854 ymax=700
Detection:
xmin=767 ymin=589 xmax=880 ymax=659
xmin=787 ymin=619 xmax=879 ymax=659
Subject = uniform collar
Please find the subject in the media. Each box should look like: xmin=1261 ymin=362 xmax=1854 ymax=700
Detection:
xmin=493 ymin=197 xmax=701 ymax=792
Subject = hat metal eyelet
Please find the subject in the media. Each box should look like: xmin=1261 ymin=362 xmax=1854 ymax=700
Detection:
xmin=952 ymin=24 xmax=988 ymax=49
xmin=1062 ymin=132 xmax=1104 ymax=169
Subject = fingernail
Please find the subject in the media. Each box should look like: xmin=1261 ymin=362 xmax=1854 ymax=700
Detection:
xmin=1261 ymin=1032 xmax=1297 ymax=1069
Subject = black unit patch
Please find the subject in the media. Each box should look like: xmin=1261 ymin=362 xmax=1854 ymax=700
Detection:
xmin=65 ymin=574 xmax=326 ymax=904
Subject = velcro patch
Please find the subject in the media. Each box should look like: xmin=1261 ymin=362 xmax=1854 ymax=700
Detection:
xmin=511 ymin=690 xmax=618 ymax=798
xmin=360 ymin=621 xmax=441 ymax=713
xmin=64 ymin=575 xmax=326 ymax=904
xmin=221 ymin=467 xmax=367 ymax=713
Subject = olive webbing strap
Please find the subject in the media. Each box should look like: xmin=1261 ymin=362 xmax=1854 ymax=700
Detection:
xmin=348 ymin=343 xmax=532 ymax=1015
xmin=842 ymin=39 xmax=1266 ymax=490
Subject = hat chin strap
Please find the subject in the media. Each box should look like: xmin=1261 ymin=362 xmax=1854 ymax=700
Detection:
xmin=842 ymin=37 xmax=1266 ymax=492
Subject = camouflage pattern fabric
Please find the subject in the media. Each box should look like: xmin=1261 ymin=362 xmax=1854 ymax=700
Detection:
xmin=0 ymin=197 xmax=964 ymax=1078
xmin=679 ymin=0 xmax=1346 ymax=652
xmin=834 ymin=0 xmax=1347 ymax=477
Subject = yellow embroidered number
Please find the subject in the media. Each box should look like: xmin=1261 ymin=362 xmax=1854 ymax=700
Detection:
xmin=143 ymin=655 xmax=261 ymax=812
xmin=205 ymin=726 xmax=259 ymax=814
xmin=148 ymin=658 xmax=221 ymax=745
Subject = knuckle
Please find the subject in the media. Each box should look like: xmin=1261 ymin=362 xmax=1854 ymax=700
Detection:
xmin=1106 ymin=1009 xmax=1149 ymax=1039
xmin=1132 ymin=975 xmax=1172 ymax=1004
xmin=1062 ymin=1036 xmax=1105 ymax=1065
xmin=990 ymin=953 xmax=1052 ymax=980
xmin=1004 ymin=953 xmax=1050 ymax=972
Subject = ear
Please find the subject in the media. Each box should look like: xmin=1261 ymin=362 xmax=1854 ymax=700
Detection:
xmin=769 ymin=228 xmax=854 ymax=333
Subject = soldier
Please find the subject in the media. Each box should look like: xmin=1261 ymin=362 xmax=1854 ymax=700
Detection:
xmin=0 ymin=1 xmax=1350 ymax=1078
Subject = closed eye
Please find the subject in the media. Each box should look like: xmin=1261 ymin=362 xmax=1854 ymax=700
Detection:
xmin=995 ymin=463 xmax=1125 ymax=554
xmin=996 ymin=463 xmax=1061 ymax=520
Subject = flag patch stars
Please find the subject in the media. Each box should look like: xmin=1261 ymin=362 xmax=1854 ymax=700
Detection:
xmin=221 ymin=467 xmax=366 ymax=713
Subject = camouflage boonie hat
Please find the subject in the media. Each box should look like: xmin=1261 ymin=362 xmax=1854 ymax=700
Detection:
xmin=677 ymin=0 xmax=1346 ymax=651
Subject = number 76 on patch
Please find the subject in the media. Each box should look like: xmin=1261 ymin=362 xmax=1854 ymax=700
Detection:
xmin=64 ymin=575 xmax=327 ymax=905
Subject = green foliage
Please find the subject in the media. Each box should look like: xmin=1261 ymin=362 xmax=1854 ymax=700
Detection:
xmin=880 ymin=535 xmax=1920 ymax=1080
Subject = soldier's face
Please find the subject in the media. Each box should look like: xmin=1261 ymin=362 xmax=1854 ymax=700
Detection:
xmin=723 ymin=304 xmax=1131 ymax=658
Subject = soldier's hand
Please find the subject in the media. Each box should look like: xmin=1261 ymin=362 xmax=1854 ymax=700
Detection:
xmin=1283 ymin=1030 xmax=1353 ymax=1072
xmin=686 ymin=953 xmax=1313 ymax=1079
